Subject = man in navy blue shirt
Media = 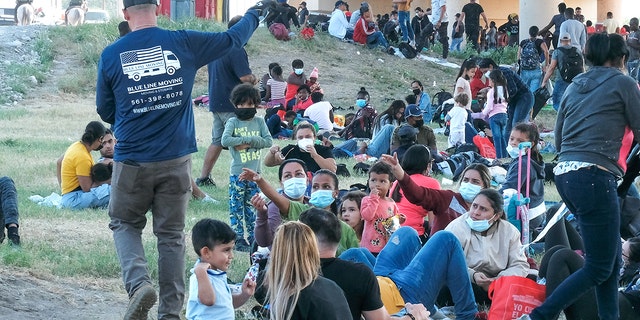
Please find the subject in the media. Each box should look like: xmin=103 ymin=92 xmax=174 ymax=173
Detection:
xmin=96 ymin=1 xmax=271 ymax=319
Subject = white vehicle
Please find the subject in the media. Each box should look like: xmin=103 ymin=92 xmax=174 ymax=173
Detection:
xmin=84 ymin=9 xmax=109 ymax=24
xmin=121 ymin=46 xmax=181 ymax=81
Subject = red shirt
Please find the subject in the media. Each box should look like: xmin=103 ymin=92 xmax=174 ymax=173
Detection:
xmin=353 ymin=17 xmax=375 ymax=44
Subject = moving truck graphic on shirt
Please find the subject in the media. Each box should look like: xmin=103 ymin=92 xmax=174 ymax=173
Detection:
xmin=120 ymin=46 xmax=181 ymax=81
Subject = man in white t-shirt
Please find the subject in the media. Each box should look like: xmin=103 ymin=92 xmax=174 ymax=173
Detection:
xmin=559 ymin=7 xmax=586 ymax=52
xmin=329 ymin=1 xmax=353 ymax=40
xmin=603 ymin=11 xmax=620 ymax=34
xmin=431 ymin=0 xmax=448 ymax=62
xmin=304 ymin=92 xmax=335 ymax=131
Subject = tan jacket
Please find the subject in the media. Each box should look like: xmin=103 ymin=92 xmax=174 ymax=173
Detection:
xmin=396 ymin=0 xmax=412 ymax=12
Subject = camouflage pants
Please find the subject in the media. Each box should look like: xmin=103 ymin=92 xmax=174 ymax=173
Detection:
xmin=228 ymin=175 xmax=258 ymax=239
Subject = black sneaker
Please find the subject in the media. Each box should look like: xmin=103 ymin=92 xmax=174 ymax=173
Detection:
xmin=195 ymin=176 xmax=216 ymax=187
xmin=235 ymin=238 xmax=251 ymax=252
xmin=7 ymin=226 xmax=19 ymax=246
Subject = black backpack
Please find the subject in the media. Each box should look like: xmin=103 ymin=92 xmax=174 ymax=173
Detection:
xmin=558 ymin=47 xmax=584 ymax=82
xmin=431 ymin=90 xmax=454 ymax=126
xmin=399 ymin=42 xmax=418 ymax=59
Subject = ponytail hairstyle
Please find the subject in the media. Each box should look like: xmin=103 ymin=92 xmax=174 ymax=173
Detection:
xmin=81 ymin=121 xmax=106 ymax=144
xmin=356 ymin=87 xmax=370 ymax=101
xmin=488 ymin=69 xmax=509 ymax=104
xmin=456 ymin=59 xmax=478 ymax=81
xmin=512 ymin=122 xmax=543 ymax=164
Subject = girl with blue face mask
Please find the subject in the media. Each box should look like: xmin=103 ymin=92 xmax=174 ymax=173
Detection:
xmin=242 ymin=167 xmax=360 ymax=253
xmin=339 ymin=87 xmax=378 ymax=140
xmin=444 ymin=188 xmax=529 ymax=306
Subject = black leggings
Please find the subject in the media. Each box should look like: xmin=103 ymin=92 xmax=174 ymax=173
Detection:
xmin=540 ymin=247 xmax=637 ymax=319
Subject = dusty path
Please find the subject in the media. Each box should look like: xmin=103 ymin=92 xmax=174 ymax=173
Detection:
xmin=0 ymin=24 xmax=133 ymax=319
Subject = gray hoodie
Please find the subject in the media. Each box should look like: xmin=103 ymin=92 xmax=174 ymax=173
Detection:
xmin=555 ymin=67 xmax=640 ymax=177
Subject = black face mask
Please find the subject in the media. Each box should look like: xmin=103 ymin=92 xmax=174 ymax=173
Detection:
xmin=413 ymin=119 xmax=424 ymax=128
xmin=235 ymin=108 xmax=257 ymax=120
xmin=412 ymin=88 xmax=422 ymax=95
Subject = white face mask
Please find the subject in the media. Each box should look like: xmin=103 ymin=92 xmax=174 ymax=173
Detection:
xmin=297 ymin=138 xmax=314 ymax=152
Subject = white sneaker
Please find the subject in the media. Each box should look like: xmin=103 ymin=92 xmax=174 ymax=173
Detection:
xmin=201 ymin=194 xmax=219 ymax=204
xmin=409 ymin=40 xmax=416 ymax=47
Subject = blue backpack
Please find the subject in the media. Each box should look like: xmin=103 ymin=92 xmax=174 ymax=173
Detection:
xmin=520 ymin=39 xmax=540 ymax=70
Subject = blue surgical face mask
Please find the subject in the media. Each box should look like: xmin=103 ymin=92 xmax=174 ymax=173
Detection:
xmin=465 ymin=215 xmax=495 ymax=232
xmin=283 ymin=177 xmax=307 ymax=199
xmin=356 ymin=99 xmax=367 ymax=108
xmin=309 ymin=190 xmax=335 ymax=208
xmin=459 ymin=182 xmax=482 ymax=203
xmin=294 ymin=68 xmax=304 ymax=75
xmin=506 ymin=144 xmax=520 ymax=158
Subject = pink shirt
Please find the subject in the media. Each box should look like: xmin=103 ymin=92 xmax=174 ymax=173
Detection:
xmin=360 ymin=193 xmax=399 ymax=253
xmin=482 ymin=87 xmax=508 ymax=118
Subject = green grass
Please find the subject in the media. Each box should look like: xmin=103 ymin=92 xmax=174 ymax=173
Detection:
xmin=0 ymin=18 xmax=567 ymax=319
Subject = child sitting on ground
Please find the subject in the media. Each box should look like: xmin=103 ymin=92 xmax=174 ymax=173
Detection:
xmin=186 ymin=218 xmax=256 ymax=319
xmin=340 ymin=190 xmax=367 ymax=241
xmin=285 ymin=59 xmax=307 ymax=105
xmin=306 ymin=67 xmax=323 ymax=94
xmin=265 ymin=65 xmax=287 ymax=108
xmin=446 ymin=93 xmax=470 ymax=148
xmin=360 ymin=162 xmax=402 ymax=254
xmin=221 ymin=83 xmax=273 ymax=252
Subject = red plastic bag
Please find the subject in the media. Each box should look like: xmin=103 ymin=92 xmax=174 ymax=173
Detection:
xmin=473 ymin=134 xmax=496 ymax=159
xmin=300 ymin=27 xmax=315 ymax=40
xmin=488 ymin=276 xmax=545 ymax=319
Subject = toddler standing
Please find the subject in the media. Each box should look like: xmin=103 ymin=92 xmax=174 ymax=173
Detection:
xmin=186 ymin=219 xmax=256 ymax=320
xmin=221 ymin=83 xmax=273 ymax=252
xmin=360 ymin=162 xmax=401 ymax=254
xmin=446 ymin=93 xmax=470 ymax=148
xmin=482 ymin=70 xmax=509 ymax=158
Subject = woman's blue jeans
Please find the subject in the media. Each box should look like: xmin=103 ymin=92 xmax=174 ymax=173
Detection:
xmin=340 ymin=228 xmax=478 ymax=320
xmin=520 ymin=69 xmax=542 ymax=93
xmin=506 ymin=90 xmax=534 ymax=136
xmin=531 ymin=167 xmax=621 ymax=320
xmin=489 ymin=113 xmax=508 ymax=158
xmin=398 ymin=11 xmax=414 ymax=42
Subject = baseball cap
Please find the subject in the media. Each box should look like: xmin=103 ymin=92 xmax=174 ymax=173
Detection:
xmin=560 ymin=32 xmax=571 ymax=41
xmin=404 ymin=104 xmax=422 ymax=119
xmin=335 ymin=1 xmax=347 ymax=8
xmin=123 ymin=0 xmax=158 ymax=9
xmin=397 ymin=125 xmax=418 ymax=140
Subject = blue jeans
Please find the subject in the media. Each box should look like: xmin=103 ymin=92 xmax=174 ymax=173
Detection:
xmin=531 ymin=168 xmax=621 ymax=320
xmin=489 ymin=113 xmax=508 ymax=159
xmin=367 ymin=31 xmax=389 ymax=49
xmin=552 ymin=79 xmax=569 ymax=111
xmin=229 ymin=175 xmax=258 ymax=239
xmin=61 ymin=184 xmax=111 ymax=210
xmin=449 ymin=37 xmax=463 ymax=51
xmin=109 ymin=155 xmax=192 ymax=319
xmin=627 ymin=60 xmax=639 ymax=83
xmin=520 ymin=68 xmax=542 ymax=93
xmin=398 ymin=11 xmax=414 ymax=42
xmin=506 ymin=90 xmax=534 ymax=137
xmin=0 ymin=176 xmax=19 ymax=226
xmin=339 ymin=247 xmax=376 ymax=269
xmin=342 ymin=228 xmax=478 ymax=320
xmin=333 ymin=124 xmax=394 ymax=158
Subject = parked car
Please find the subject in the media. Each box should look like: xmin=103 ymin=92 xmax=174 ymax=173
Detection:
xmin=84 ymin=9 xmax=109 ymax=24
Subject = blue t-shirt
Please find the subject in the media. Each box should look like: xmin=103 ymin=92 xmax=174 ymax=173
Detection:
xmin=207 ymin=47 xmax=252 ymax=113
xmin=96 ymin=12 xmax=258 ymax=162
xmin=186 ymin=267 xmax=234 ymax=320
